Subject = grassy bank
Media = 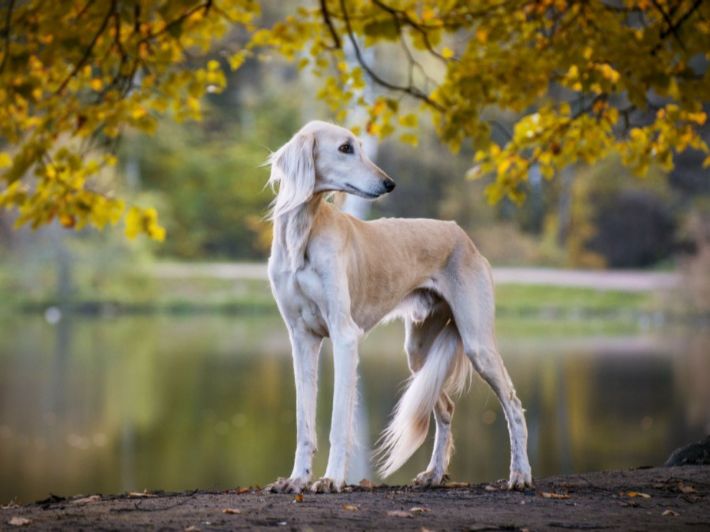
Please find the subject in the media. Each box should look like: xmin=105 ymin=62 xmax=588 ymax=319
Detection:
xmin=0 ymin=264 xmax=665 ymax=335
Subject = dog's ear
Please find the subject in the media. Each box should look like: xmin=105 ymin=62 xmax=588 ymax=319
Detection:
xmin=268 ymin=132 xmax=316 ymax=218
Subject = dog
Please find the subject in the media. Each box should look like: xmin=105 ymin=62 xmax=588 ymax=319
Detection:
xmin=266 ymin=120 xmax=532 ymax=493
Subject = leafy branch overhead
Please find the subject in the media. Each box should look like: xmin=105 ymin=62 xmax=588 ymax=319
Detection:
xmin=0 ymin=0 xmax=708 ymax=239
xmin=0 ymin=0 xmax=256 ymax=238
xmin=266 ymin=0 xmax=709 ymax=204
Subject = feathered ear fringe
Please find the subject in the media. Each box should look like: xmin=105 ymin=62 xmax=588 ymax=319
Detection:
xmin=266 ymin=132 xmax=316 ymax=220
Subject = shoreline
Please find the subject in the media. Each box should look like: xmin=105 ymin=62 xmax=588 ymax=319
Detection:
xmin=3 ymin=466 xmax=708 ymax=530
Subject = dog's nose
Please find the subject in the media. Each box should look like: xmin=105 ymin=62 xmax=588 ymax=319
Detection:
xmin=383 ymin=179 xmax=396 ymax=192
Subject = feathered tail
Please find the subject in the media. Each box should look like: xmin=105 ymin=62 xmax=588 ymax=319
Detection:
xmin=376 ymin=323 xmax=470 ymax=478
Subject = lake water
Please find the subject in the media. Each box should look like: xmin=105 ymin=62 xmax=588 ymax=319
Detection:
xmin=0 ymin=312 xmax=708 ymax=503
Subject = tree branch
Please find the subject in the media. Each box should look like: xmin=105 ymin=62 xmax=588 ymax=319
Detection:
xmin=319 ymin=0 xmax=341 ymax=49
xmin=371 ymin=0 xmax=449 ymax=63
xmin=651 ymin=0 xmax=701 ymax=54
xmin=56 ymin=0 xmax=116 ymax=95
xmin=337 ymin=0 xmax=443 ymax=111
xmin=138 ymin=1 xmax=212 ymax=44
xmin=0 ymin=0 xmax=15 ymax=74
xmin=75 ymin=0 xmax=96 ymax=20
xmin=651 ymin=0 xmax=685 ymax=50
xmin=660 ymin=0 xmax=701 ymax=40
xmin=370 ymin=0 xmax=434 ymax=90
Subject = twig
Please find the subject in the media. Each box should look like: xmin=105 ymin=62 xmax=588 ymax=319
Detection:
xmin=651 ymin=0 xmax=685 ymax=50
xmin=660 ymin=0 xmax=701 ymax=39
xmin=371 ymin=0 xmax=449 ymax=64
xmin=651 ymin=0 xmax=701 ymax=54
xmin=56 ymin=0 xmax=116 ymax=95
xmin=139 ymin=1 xmax=212 ymax=44
xmin=109 ymin=490 xmax=200 ymax=513
xmin=75 ymin=0 xmax=96 ymax=20
xmin=490 ymin=120 xmax=512 ymax=141
xmin=319 ymin=0 xmax=341 ymax=49
xmin=370 ymin=0 xmax=446 ymax=90
xmin=337 ymin=0 xmax=443 ymax=111
xmin=0 ymin=0 xmax=15 ymax=74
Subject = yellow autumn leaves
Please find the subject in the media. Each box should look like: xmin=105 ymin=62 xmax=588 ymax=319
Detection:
xmin=422 ymin=0 xmax=710 ymax=203
xmin=125 ymin=207 xmax=166 ymax=241
xmin=1 ymin=0 xmax=709 ymax=241
xmin=0 ymin=0 xmax=257 ymax=240
xmin=474 ymin=102 xmax=707 ymax=205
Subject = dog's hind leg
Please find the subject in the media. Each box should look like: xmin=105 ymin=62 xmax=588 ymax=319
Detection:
xmin=403 ymin=313 xmax=459 ymax=486
xmin=445 ymin=256 xmax=533 ymax=490
xmin=414 ymin=393 xmax=455 ymax=486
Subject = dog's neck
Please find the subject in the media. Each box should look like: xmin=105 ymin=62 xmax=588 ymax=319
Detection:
xmin=271 ymin=193 xmax=326 ymax=271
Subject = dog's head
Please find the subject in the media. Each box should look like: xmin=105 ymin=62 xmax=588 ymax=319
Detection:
xmin=268 ymin=120 xmax=395 ymax=217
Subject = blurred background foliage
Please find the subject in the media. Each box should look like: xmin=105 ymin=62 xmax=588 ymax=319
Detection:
xmin=112 ymin=54 xmax=709 ymax=271
xmin=1 ymin=1 xmax=709 ymax=503
xmin=0 ymin=0 xmax=708 ymax=305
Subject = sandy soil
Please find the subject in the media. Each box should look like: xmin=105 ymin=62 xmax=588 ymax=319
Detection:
xmin=2 ymin=466 xmax=708 ymax=531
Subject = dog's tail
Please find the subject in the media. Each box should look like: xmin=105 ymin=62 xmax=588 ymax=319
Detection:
xmin=376 ymin=323 xmax=470 ymax=478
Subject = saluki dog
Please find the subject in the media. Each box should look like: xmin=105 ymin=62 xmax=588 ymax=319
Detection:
xmin=266 ymin=120 xmax=533 ymax=493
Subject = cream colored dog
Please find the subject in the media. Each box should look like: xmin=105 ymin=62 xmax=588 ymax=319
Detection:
xmin=266 ymin=120 xmax=532 ymax=493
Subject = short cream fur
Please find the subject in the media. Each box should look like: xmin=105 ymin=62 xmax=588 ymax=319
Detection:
xmin=266 ymin=121 xmax=533 ymax=493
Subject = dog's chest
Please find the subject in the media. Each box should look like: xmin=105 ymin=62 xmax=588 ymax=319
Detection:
xmin=270 ymin=266 xmax=329 ymax=336
xmin=296 ymin=269 xmax=328 ymax=329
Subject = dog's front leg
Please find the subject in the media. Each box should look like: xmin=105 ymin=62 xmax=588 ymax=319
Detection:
xmin=268 ymin=329 xmax=322 ymax=493
xmin=311 ymin=327 xmax=360 ymax=493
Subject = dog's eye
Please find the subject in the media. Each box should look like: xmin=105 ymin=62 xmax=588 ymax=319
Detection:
xmin=338 ymin=143 xmax=354 ymax=154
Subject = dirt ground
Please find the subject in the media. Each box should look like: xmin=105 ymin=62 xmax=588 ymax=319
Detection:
xmin=2 ymin=466 xmax=708 ymax=531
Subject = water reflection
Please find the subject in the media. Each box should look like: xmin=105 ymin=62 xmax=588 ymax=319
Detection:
xmin=0 ymin=314 xmax=707 ymax=503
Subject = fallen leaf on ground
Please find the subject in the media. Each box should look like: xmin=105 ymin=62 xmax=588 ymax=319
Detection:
xmin=387 ymin=510 xmax=412 ymax=518
xmin=409 ymin=506 xmax=429 ymax=514
xmin=184 ymin=526 xmax=200 ymax=532
xmin=236 ymin=487 xmax=250 ymax=494
xmin=625 ymin=491 xmax=651 ymax=498
xmin=128 ymin=491 xmax=155 ymax=498
xmin=484 ymin=485 xmax=498 ymax=491
xmin=8 ymin=517 xmax=32 ymax=527
xmin=293 ymin=494 xmax=304 ymax=503
xmin=342 ymin=504 xmax=359 ymax=511
xmin=73 ymin=495 xmax=101 ymax=504
xmin=222 ymin=508 xmax=241 ymax=514
xmin=662 ymin=509 xmax=679 ymax=517
xmin=541 ymin=492 xmax=570 ymax=499
xmin=359 ymin=479 xmax=374 ymax=489
xmin=677 ymin=482 xmax=696 ymax=494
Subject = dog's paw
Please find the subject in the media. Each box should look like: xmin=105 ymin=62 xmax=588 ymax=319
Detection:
xmin=310 ymin=477 xmax=343 ymax=493
xmin=266 ymin=476 xmax=310 ymax=494
xmin=507 ymin=469 xmax=534 ymax=490
xmin=413 ymin=469 xmax=447 ymax=488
